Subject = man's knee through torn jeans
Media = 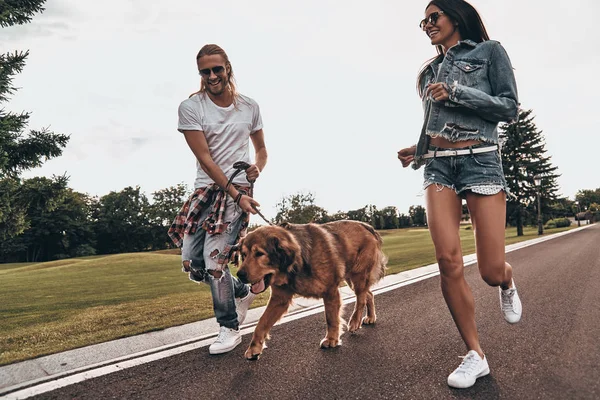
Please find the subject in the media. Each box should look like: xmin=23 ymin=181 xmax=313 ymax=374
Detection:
xmin=180 ymin=195 xmax=249 ymax=329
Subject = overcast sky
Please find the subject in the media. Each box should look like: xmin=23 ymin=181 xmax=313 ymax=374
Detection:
xmin=2 ymin=0 xmax=599 ymax=223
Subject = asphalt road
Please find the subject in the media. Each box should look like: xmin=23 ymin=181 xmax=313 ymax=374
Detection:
xmin=33 ymin=224 xmax=600 ymax=400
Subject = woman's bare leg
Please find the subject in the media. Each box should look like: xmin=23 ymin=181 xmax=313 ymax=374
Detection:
xmin=426 ymin=185 xmax=483 ymax=357
xmin=465 ymin=191 xmax=512 ymax=290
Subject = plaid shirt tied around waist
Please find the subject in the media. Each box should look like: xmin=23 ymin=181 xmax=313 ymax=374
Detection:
xmin=167 ymin=184 xmax=251 ymax=265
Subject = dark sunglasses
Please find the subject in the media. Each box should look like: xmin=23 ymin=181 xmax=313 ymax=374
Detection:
xmin=199 ymin=66 xmax=225 ymax=77
xmin=419 ymin=11 xmax=445 ymax=29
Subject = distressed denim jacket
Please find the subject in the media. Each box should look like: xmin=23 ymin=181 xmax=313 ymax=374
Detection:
xmin=413 ymin=39 xmax=519 ymax=169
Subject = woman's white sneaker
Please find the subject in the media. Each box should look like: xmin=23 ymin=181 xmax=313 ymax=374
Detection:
xmin=447 ymin=350 xmax=490 ymax=389
xmin=500 ymin=279 xmax=522 ymax=324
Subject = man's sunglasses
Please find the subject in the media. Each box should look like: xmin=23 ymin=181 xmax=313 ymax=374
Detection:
xmin=199 ymin=66 xmax=225 ymax=77
xmin=419 ymin=11 xmax=445 ymax=29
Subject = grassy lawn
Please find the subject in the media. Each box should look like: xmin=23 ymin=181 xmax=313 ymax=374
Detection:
xmin=0 ymin=225 xmax=575 ymax=365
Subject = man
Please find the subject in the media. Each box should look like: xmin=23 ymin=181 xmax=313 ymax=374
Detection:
xmin=168 ymin=44 xmax=267 ymax=354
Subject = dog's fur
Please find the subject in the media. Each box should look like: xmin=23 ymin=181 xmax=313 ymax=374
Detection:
xmin=236 ymin=220 xmax=387 ymax=360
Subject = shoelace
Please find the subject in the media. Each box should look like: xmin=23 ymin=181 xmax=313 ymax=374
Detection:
xmin=457 ymin=353 xmax=480 ymax=375
xmin=215 ymin=328 xmax=230 ymax=343
xmin=501 ymin=289 xmax=516 ymax=312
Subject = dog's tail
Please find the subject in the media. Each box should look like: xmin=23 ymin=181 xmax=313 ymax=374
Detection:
xmin=360 ymin=222 xmax=388 ymax=282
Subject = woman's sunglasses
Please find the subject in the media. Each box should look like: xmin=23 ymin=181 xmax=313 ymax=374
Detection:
xmin=199 ymin=66 xmax=225 ymax=77
xmin=419 ymin=11 xmax=445 ymax=29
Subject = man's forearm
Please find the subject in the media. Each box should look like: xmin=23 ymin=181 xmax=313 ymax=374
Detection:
xmin=255 ymin=148 xmax=268 ymax=172
xmin=200 ymin=160 xmax=240 ymax=198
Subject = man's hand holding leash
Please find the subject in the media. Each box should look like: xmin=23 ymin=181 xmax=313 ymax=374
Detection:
xmin=237 ymin=193 xmax=260 ymax=215
xmin=245 ymin=164 xmax=261 ymax=182
xmin=239 ymin=164 xmax=261 ymax=214
xmin=228 ymin=161 xmax=272 ymax=225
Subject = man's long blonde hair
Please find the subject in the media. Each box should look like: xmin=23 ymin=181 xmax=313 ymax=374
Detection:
xmin=190 ymin=44 xmax=239 ymax=105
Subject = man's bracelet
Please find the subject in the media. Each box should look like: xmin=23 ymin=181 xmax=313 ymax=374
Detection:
xmin=234 ymin=192 xmax=243 ymax=205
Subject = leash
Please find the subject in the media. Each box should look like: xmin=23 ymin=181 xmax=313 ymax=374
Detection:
xmin=226 ymin=161 xmax=273 ymax=226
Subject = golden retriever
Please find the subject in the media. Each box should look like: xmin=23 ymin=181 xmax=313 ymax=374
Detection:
xmin=236 ymin=220 xmax=387 ymax=360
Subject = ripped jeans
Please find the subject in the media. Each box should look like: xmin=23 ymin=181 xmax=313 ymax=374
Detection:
xmin=181 ymin=194 xmax=250 ymax=330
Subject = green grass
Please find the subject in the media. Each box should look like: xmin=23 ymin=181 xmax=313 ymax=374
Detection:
xmin=0 ymin=225 xmax=576 ymax=365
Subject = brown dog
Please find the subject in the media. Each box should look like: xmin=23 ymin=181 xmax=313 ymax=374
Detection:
xmin=236 ymin=220 xmax=387 ymax=360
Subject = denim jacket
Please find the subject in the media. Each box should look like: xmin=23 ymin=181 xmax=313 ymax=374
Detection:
xmin=413 ymin=39 xmax=519 ymax=169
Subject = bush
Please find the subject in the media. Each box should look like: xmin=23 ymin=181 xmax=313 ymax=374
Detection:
xmin=544 ymin=218 xmax=571 ymax=229
xmin=71 ymin=244 xmax=97 ymax=258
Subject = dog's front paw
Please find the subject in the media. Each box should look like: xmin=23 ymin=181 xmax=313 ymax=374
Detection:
xmin=244 ymin=348 xmax=261 ymax=361
xmin=244 ymin=341 xmax=264 ymax=361
xmin=319 ymin=337 xmax=342 ymax=349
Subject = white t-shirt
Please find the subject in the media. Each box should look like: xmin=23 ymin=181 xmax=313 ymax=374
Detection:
xmin=178 ymin=92 xmax=263 ymax=188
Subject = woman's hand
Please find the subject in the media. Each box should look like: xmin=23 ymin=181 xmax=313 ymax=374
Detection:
xmin=397 ymin=145 xmax=417 ymax=168
xmin=425 ymin=83 xmax=450 ymax=102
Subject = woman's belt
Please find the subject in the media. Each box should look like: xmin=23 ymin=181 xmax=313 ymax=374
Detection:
xmin=422 ymin=145 xmax=498 ymax=159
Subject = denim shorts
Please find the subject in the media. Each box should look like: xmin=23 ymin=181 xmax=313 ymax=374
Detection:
xmin=423 ymin=144 xmax=509 ymax=198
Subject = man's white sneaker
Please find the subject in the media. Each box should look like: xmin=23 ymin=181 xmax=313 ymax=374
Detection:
xmin=236 ymin=291 xmax=256 ymax=326
xmin=447 ymin=350 xmax=490 ymax=389
xmin=500 ymin=279 xmax=522 ymax=324
xmin=208 ymin=326 xmax=242 ymax=355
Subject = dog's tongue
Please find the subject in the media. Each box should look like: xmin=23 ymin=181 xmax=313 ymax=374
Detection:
xmin=251 ymin=278 xmax=265 ymax=294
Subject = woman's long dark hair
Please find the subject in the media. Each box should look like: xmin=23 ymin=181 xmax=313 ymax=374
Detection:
xmin=416 ymin=0 xmax=490 ymax=96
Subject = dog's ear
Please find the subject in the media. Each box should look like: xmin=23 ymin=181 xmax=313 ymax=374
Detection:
xmin=267 ymin=235 xmax=295 ymax=273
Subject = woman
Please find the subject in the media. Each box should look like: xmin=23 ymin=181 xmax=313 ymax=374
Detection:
xmin=397 ymin=0 xmax=522 ymax=389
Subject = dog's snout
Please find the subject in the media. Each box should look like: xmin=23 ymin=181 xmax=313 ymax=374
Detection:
xmin=237 ymin=269 xmax=248 ymax=283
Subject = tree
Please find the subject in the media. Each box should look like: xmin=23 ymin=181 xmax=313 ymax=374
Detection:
xmin=461 ymin=203 xmax=470 ymax=222
xmin=148 ymin=183 xmax=190 ymax=249
xmin=347 ymin=206 xmax=370 ymax=224
xmin=0 ymin=1 xmax=69 ymax=239
xmin=274 ymin=192 xmax=329 ymax=224
xmin=575 ymin=188 xmax=600 ymax=211
xmin=409 ymin=205 xmax=427 ymax=226
xmin=0 ymin=175 xmax=95 ymax=262
xmin=149 ymin=183 xmax=189 ymax=226
xmin=549 ymin=197 xmax=575 ymax=220
xmin=92 ymin=186 xmax=152 ymax=254
xmin=398 ymin=213 xmax=411 ymax=228
xmin=0 ymin=1 xmax=45 ymax=27
xmin=0 ymin=178 xmax=27 ymax=240
xmin=327 ymin=211 xmax=349 ymax=222
xmin=377 ymin=206 xmax=400 ymax=229
xmin=500 ymin=109 xmax=560 ymax=235
xmin=589 ymin=203 xmax=599 ymax=222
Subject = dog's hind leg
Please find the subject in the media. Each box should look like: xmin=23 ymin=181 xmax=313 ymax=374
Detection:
xmin=363 ymin=289 xmax=376 ymax=325
xmin=320 ymin=289 xmax=343 ymax=348
xmin=344 ymin=278 xmax=354 ymax=291
xmin=347 ymin=282 xmax=368 ymax=333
